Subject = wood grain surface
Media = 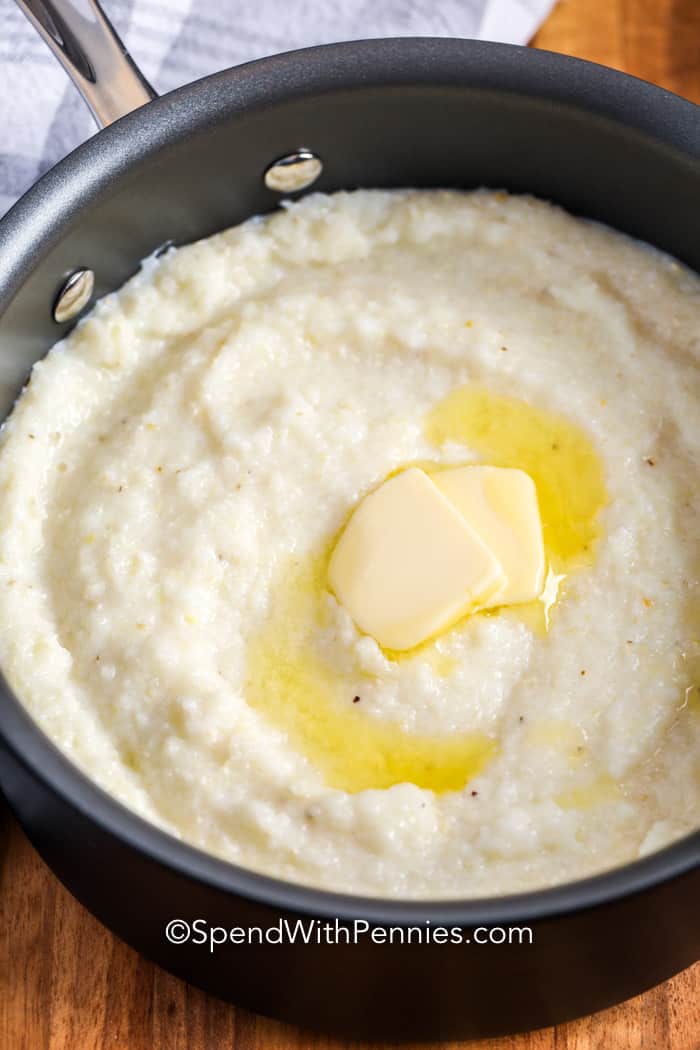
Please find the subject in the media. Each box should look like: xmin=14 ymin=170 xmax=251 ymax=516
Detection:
xmin=2 ymin=1 xmax=700 ymax=1048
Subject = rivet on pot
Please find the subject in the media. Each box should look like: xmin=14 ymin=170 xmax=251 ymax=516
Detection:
xmin=53 ymin=269 xmax=95 ymax=323
xmin=264 ymin=150 xmax=323 ymax=194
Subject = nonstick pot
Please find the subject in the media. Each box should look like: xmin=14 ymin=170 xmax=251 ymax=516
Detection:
xmin=1 ymin=1 xmax=700 ymax=1041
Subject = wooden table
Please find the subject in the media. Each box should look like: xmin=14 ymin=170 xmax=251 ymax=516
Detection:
xmin=3 ymin=2 xmax=700 ymax=1047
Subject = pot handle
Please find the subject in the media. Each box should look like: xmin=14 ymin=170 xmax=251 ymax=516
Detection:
xmin=15 ymin=0 xmax=157 ymax=128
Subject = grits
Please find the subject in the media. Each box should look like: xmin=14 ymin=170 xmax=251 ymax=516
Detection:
xmin=0 ymin=189 xmax=699 ymax=898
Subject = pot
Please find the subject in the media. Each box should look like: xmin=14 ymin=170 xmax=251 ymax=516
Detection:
xmin=1 ymin=1 xmax=699 ymax=1041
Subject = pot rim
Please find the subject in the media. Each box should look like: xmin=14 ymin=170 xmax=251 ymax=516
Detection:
xmin=1 ymin=36 xmax=699 ymax=925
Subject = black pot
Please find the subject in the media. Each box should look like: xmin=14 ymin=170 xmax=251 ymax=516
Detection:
xmin=1 ymin=3 xmax=699 ymax=1041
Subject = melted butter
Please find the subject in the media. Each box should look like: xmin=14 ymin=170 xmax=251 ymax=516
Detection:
xmin=684 ymin=684 xmax=700 ymax=718
xmin=526 ymin=719 xmax=586 ymax=766
xmin=424 ymin=387 xmax=608 ymax=630
xmin=686 ymin=685 xmax=700 ymax=715
xmin=244 ymin=386 xmax=607 ymax=793
xmin=556 ymin=774 xmax=622 ymax=810
xmin=422 ymin=649 xmax=461 ymax=678
xmin=245 ymin=553 xmax=496 ymax=793
xmin=678 ymin=644 xmax=700 ymax=716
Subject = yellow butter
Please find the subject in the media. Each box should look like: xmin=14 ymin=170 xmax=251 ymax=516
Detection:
xmin=432 ymin=465 xmax=545 ymax=607
xmin=328 ymin=468 xmax=505 ymax=651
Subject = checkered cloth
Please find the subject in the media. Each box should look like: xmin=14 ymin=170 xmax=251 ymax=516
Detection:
xmin=0 ymin=0 xmax=555 ymax=217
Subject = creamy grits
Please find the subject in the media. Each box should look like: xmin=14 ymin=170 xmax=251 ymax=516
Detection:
xmin=1 ymin=189 xmax=699 ymax=899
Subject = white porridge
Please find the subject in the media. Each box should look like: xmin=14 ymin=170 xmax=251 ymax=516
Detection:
xmin=0 ymin=189 xmax=699 ymax=898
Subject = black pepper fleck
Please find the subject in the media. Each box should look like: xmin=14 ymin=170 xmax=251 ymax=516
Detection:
xmin=352 ymin=695 xmax=361 ymax=704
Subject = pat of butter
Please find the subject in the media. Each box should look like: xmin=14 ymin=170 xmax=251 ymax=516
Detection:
xmin=432 ymin=466 xmax=545 ymax=607
xmin=328 ymin=468 xmax=505 ymax=650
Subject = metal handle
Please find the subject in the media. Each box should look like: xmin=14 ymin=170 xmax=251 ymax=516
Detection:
xmin=15 ymin=0 xmax=157 ymax=128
